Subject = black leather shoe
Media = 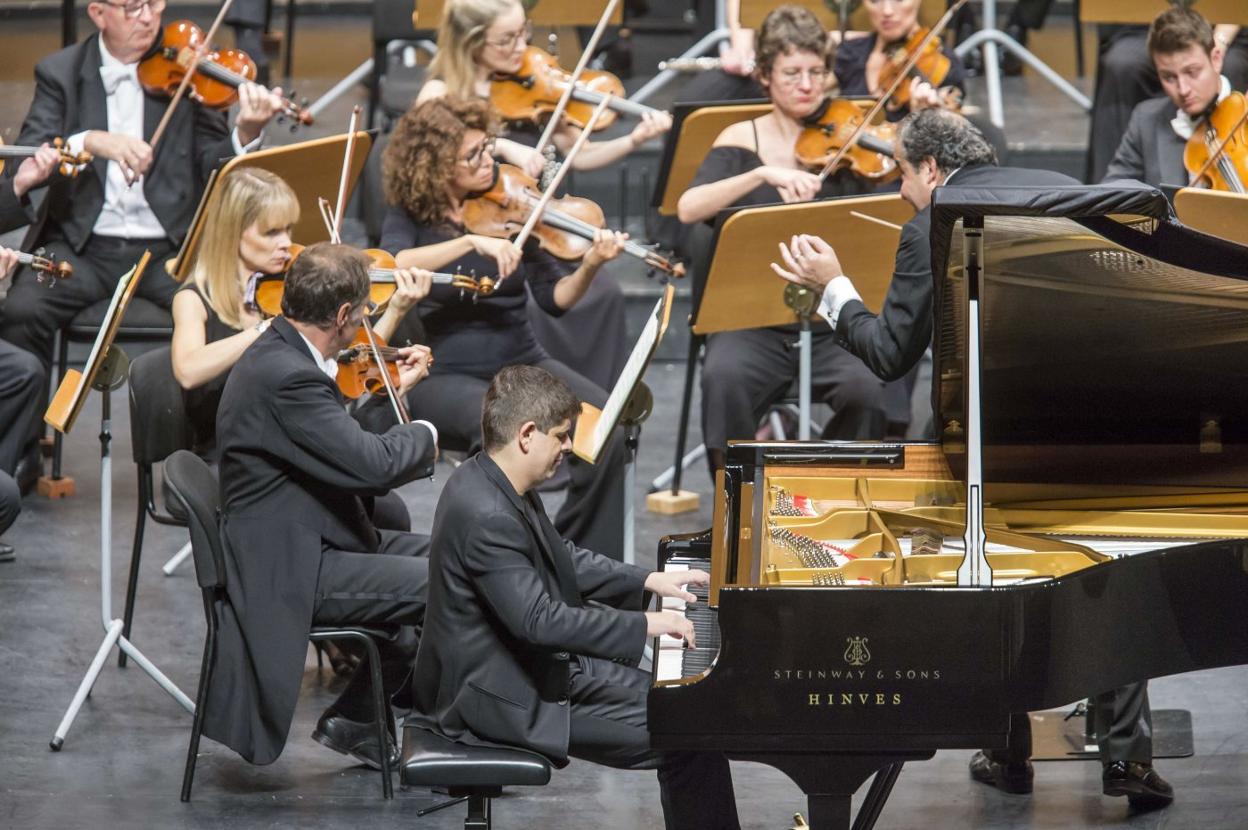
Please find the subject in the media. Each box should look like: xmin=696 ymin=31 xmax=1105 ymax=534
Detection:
xmin=1103 ymin=761 xmax=1174 ymax=810
xmin=1001 ymin=24 xmax=1027 ymax=76
xmin=0 ymin=542 xmax=14 ymax=563
xmin=312 ymin=709 xmax=397 ymax=771
xmin=969 ymin=750 xmax=1034 ymax=794
xmin=15 ymin=443 xmax=41 ymax=497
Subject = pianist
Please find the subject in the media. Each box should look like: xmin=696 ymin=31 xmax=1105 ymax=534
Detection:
xmin=409 ymin=365 xmax=742 ymax=830
xmin=770 ymin=107 xmax=1173 ymax=811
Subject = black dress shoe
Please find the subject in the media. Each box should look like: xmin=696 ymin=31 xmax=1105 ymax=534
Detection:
xmin=969 ymin=750 xmax=1034 ymax=794
xmin=1103 ymin=761 xmax=1174 ymax=810
xmin=312 ymin=708 xmax=398 ymax=771
xmin=0 ymin=542 xmax=14 ymax=563
xmin=14 ymin=443 xmax=41 ymax=497
xmin=1001 ymin=24 xmax=1027 ymax=77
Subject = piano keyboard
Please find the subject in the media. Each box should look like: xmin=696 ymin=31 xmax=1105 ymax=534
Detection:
xmin=653 ymin=555 xmax=721 ymax=682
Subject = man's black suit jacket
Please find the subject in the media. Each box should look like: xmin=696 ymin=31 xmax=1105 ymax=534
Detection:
xmin=203 ymin=316 xmax=437 ymax=765
xmin=835 ymin=164 xmax=1080 ymax=381
xmin=411 ymin=453 xmax=649 ymax=766
xmin=1103 ymin=96 xmax=1186 ymax=189
xmin=17 ymin=33 xmax=234 ymax=252
xmin=0 ymin=182 xmax=32 ymax=234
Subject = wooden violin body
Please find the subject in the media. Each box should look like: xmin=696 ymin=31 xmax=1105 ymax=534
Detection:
xmin=336 ymin=328 xmax=403 ymax=400
xmin=464 ymin=164 xmax=685 ymax=277
xmin=138 ymin=20 xmax=313 ymax=126
xmin=878 ymin=28 xmax=960 ymax=112
xmin=796 ymin=97 xmax=898 ymax=181
xmin=1185 ymin=91 xmax=1248 ymax=193
xmin=491 ymin=46 xmax=659 ymax=130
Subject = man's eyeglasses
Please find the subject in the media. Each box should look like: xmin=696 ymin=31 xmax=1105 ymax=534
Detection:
xmin=486 ymin=20 xmax=532 ymax=51
xmin=96 ymin=0 xmax=165 ymax=19
xmin=459 ymin=137 xmax=497 ymax=168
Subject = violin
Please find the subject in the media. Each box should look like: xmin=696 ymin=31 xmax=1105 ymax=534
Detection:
xmin=13 ymin=248 xmax=73 ymax=283
xmin=463 ymin=163 xmax=686 ymax=278
xmin=795 ymin=97 xmax=898 ymax=181
xmin=876 ymin=28 xmax=963 ymax=112
xmin=1185 ymin=91 xmax=1248 ymax=193
xmin=0 ymin=137 xmax=91 ymax=178
xmin=251 ymin=244 xmax=495 ymax=318
xmin=491 ymin=46 xmax=660 ymax=130
xmin=335 ymin=327 xmax=431 ymax=401
xmin=137 ymin=20 xmax=313 ymax=128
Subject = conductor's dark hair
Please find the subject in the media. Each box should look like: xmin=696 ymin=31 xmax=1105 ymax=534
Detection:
xmin=897 ymin=108 xmax=997 ymax=175
xmin=1148 ymin=7 xmax=1214 ymax=58
xmin=481 ymin=365 xmax=581 ymax=454
xmin=280 ymin=242 xmax=371 ymax=328
xmin=755 ymin=4 xmax=829 ymax=80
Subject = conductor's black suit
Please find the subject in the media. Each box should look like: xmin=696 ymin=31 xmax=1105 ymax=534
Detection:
xmin=411 ymin=453 xmax=741 ymax=830
xmin=204 ymin=316 xmax=437 ymax=765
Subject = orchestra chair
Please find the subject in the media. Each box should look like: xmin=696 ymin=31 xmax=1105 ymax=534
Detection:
xmin=43 ymin=298 xmax=174 ymax=497
xmin=163 ymin=450 xmax=396 ymax=801
xmin=402 ymin=724 xmax=551 ymax=830
xmin=369 ymin=0 xmax=434 ymax=130
xmin=117 ymin=346 xmax=192 ymax=668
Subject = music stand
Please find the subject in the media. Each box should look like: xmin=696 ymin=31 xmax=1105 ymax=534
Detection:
xmin=1173 ymin=188 xmax=1248 ymax=247
xmin=46 ymin=252 xmax=197 ymax=751
xmin=574 ymin=283 xmax=675 ymax=564
xmin=1080 ymin=0 xmax=1248 ymax=25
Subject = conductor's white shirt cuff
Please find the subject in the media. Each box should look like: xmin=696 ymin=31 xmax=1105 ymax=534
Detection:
xmin=817 ymin=276 xmax=862 ymax=331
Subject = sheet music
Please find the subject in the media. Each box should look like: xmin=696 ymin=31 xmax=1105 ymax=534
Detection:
xmin=70 ymin=262 xmax=138 ymax=416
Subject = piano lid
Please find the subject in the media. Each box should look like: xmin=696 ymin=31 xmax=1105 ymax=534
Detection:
xmin=929 ymin=183 xmax=1248 ymax=488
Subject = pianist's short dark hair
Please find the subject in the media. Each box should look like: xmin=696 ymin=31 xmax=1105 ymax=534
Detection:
xmin=281 ymin=242 xmax=371 ymax=328
xmin=1147 ymin=7 xmax=1214 ymax=58
xmin=897 ymin=109 xmax=997 ymax=176
xmin=481 ymin=365 xmax=582 ymax=454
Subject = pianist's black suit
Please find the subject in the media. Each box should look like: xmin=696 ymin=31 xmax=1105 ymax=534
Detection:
xmin=411 ymin=453 xmax=741 ymax=830
xmin=204 ymin=317 xmax=437 ymax=765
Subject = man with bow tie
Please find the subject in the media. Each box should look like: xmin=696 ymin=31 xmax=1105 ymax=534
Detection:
xmin=0 ymin=0 xmax=283 ymax=465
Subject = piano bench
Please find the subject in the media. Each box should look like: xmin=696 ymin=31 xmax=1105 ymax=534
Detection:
xmin=402 ymin=725 xmax=551 ymax=830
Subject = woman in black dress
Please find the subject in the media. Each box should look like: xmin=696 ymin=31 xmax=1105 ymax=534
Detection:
xmin=380 ymin=96 xmax=631 ymax=560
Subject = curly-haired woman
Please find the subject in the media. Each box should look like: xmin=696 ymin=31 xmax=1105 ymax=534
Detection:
xmin=380 ymin=96 xmax=630 ymax=560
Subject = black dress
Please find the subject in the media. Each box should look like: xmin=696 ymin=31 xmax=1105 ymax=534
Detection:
xmin=379 ymin=206 xmax=628 ymax=561
xmin=177 ymin=283 xmax=238 ymax=458
xmin=683 ymin=129 xmax=888 ymax=468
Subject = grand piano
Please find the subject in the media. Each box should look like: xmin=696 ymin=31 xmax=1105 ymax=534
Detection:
xmin=648 ymin=183 xmax=1248 ymax=829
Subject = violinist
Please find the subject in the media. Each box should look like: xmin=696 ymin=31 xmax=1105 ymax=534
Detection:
xmin=1105 ymin=7 xmax=1238 ymax=190
xmin=380 ymin=96 xmax=631 ymax=561
xmin=0 ymin=0 xmax=285 ymax=389
xmin=171 ymin=167 xmax=433 ymax=460
xmin=676 ymin=5 xmax=887 ymax=475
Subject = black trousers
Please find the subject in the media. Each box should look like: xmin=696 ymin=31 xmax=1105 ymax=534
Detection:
xmin=1086 ymin=28 xmax=1248 ymax=183
xmin=0 ymin=339 xmax=45 ymax=536
xmin=313 ymin=529 xmax=430 ymax=723
xmin=527 ymin=271 xmax=629 ymax=392
xmin=406 ymin=359 xmax=628 ymax=561
xmin=701 ymin=326 xmax=887 ymax=462
xmin=992 ymin=682 xmax=1152 ymax=767
xmin=0 ymin=235 xmax=179 ymax=374
xmin=568 ymin=655 xmax=741 ymax=830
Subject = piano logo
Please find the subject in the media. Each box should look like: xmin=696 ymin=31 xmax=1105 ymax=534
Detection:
xmin=843 ymin=636 xmax=871 ymax=667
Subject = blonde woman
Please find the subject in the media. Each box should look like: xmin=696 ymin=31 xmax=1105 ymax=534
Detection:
xmin=172 ymin=167 xmax=432 ymax=456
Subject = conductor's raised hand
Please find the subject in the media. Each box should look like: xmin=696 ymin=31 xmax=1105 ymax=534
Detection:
xmin=771 ymin=234 xmax=843 ymax=293
xmin=645 ymin=610 xmax=696 ymax=648
xmin=468 ymin=234 xmax=522 ymax=280
xmin=584 ymin=228 xmax=627 ymax=269
xmin=645 ymin=568 xmax=709 ymax=604
xmin=395 ymin=343 xmax=433 ymax=395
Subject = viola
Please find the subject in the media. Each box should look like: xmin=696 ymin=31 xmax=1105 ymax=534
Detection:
xmin=876 ymin=27 xmax=962 ymax=112
xmin=0 ymin=137 xmax=91 ymax=178
xmin=1185 ymin=91 xmax=1248 ymax=193
xmin=795 ymin=97 xmax=898 ymax=181
xmin=491 ymin=46 xmax=660 ymax=130
xmin=463 ymin=163 xmax=686 ymax=278
xmin=335 ymin=327 xmax=431 ymax=401
xmin=137 ymin=20 xmax=313 ymax=128
xmin=252 ymin=244 xmax=496 ymax=318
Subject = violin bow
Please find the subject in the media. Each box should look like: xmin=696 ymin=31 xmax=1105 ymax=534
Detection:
xmin=331 ymin=106 xmax=362 ymax=244
xmin=360 ymin=316 xmax=412 ymax=425
xmin=510 ymin=95 xmax=612 ymax=254
xmin=148 ymin=0 xmax=237 ymax=162
xmin=1188 ymin=101 xmax=1248 ymax=187
xmin=531 ymin=0 xmax=620 ymax=158
xmin=817 ymin=0 xmax=967 ymax=184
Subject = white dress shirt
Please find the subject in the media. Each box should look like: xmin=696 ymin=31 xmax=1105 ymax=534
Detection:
xmin=295 ymin=326 xmax=439 ymax=445
xmin=66 ymin=37 xmax=263 ymax=240
xmin=1171 ymin=75 xmax=1232 ymax=141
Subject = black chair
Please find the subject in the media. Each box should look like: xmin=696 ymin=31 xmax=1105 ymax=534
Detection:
xmin=402 ymin=724 xmax=551 ymax=830
xmin=369 ymin=0 xmax=434 ymax=129
xmin=117 ymin=346 xmax=192 ymax=668
xmin=163 ymin=450 xmax=395 ymax=801
xmin=48 ymin=297 xmax=174 ymax=484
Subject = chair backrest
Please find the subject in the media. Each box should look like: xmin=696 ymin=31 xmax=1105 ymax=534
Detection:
xmin=128 ymin=346 xmax=192 ymax=466
xmin=375 ymin=0 xmax=426 ymax=45
xmin=163 ymin=450 xmax=226 ymax=590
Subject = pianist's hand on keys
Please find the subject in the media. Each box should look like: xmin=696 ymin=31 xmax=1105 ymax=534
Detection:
xmin=644 ymin=567 xmax=710 ymax=648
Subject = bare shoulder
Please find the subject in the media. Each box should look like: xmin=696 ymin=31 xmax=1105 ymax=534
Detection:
xmin=712 ymin=119 xmax=756 ymax=150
